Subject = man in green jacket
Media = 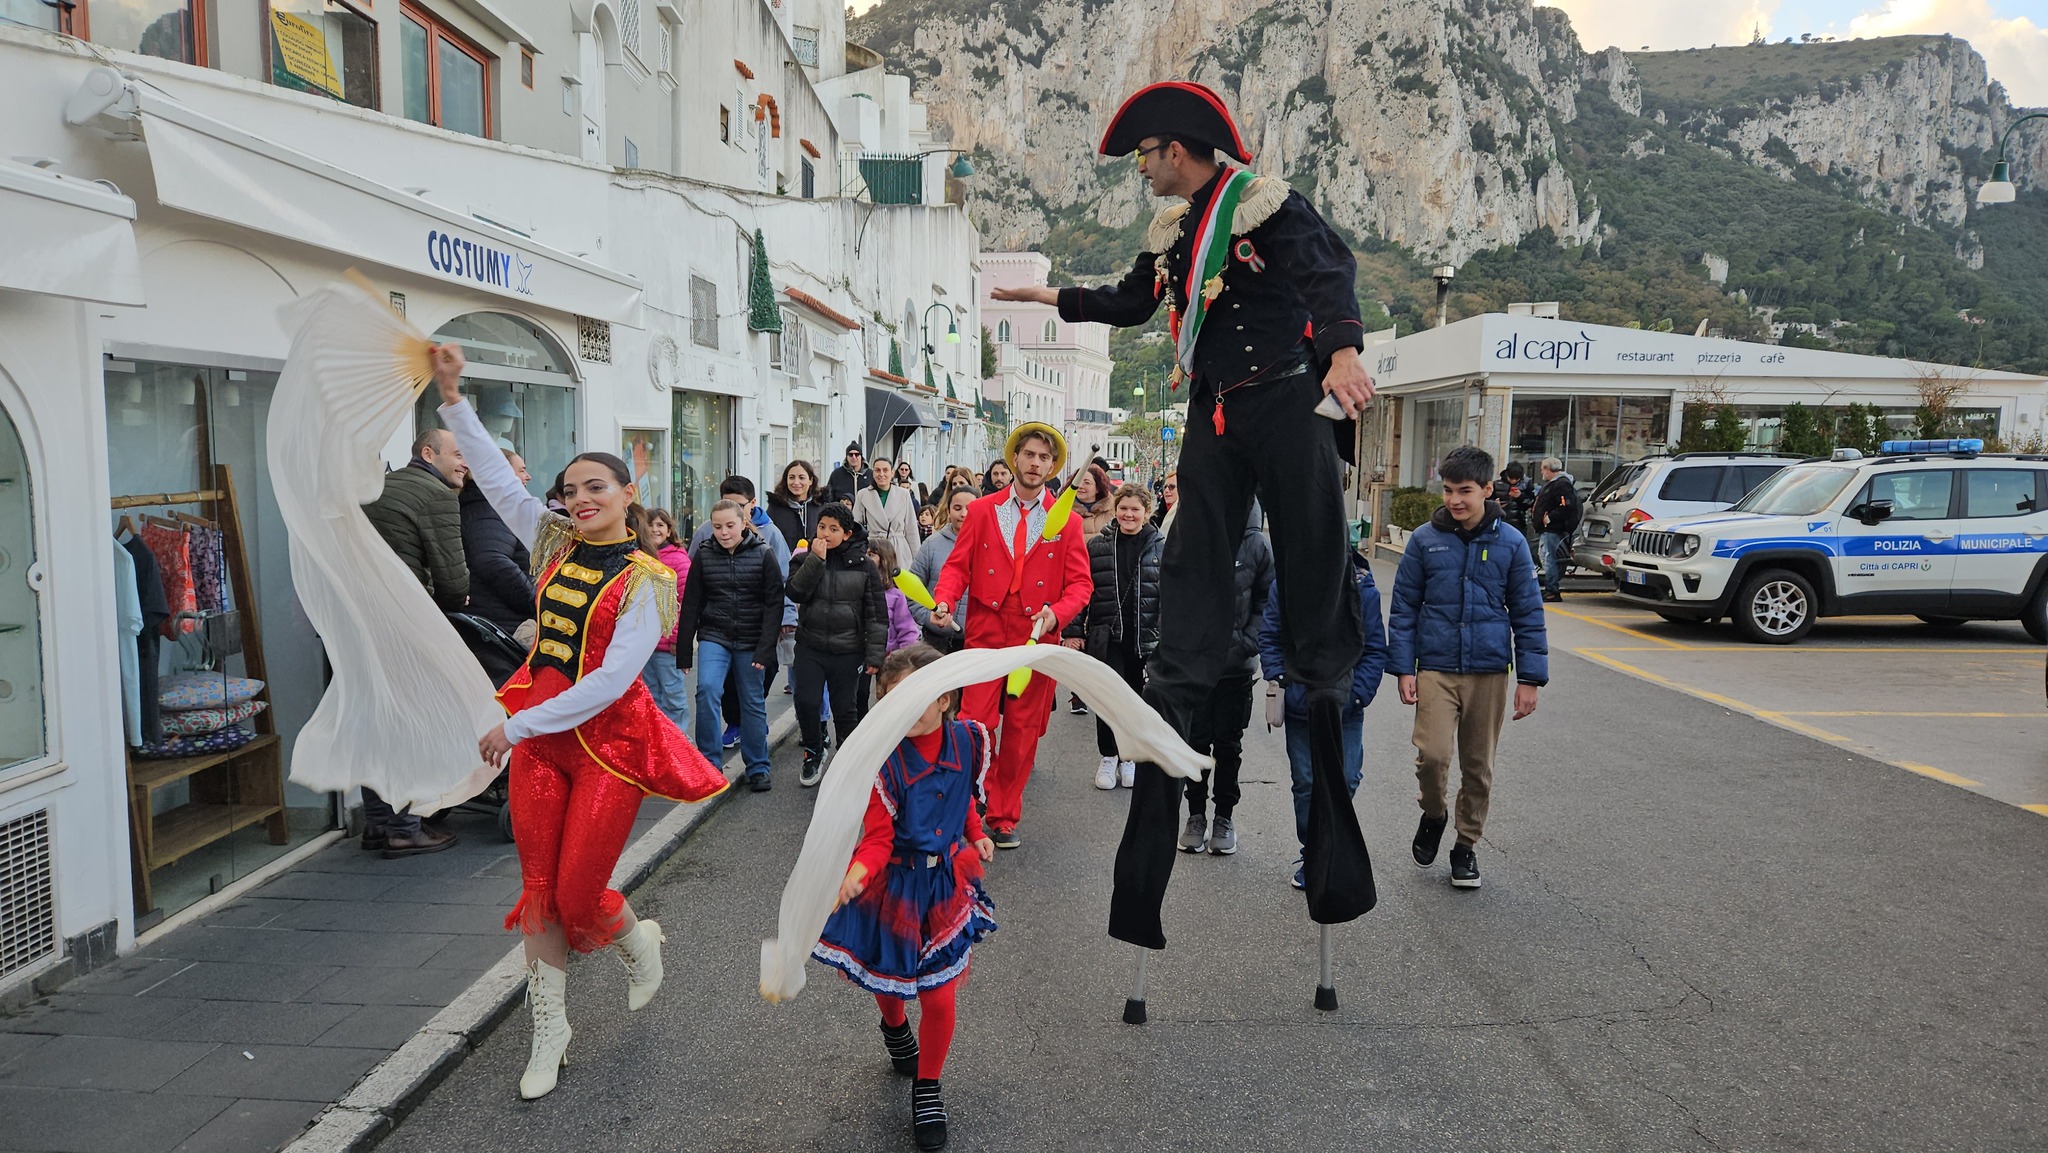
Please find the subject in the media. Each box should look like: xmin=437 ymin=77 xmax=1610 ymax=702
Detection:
xmin=356 ymin=427 xmax=471 ymax=856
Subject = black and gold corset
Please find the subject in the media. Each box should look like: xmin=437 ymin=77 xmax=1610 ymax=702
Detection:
xmin=531 ymin=537 xmax=642 ymax=681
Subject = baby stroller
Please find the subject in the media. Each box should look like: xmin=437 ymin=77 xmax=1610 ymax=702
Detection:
xmin=445 ymin=612 xmax=528 ymax=841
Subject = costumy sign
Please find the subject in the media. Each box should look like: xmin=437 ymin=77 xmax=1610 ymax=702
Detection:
xmin=427 ymin=228 xmax=535 ymax=296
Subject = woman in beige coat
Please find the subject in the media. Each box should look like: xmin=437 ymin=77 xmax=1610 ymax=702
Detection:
xmin=852 ymin=455 xmax=921 ymax=566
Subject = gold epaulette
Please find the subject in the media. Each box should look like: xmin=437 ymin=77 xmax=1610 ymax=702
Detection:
xmin=621 ymin=551 xmax=680 ymax=640
xmin=1232 ymin=175 xmax=1290 ymax=235
xmin=530 ymin=512 xmax=577 ymax=579
xmin=1143 ymin=203 xmax=1190 ymax=254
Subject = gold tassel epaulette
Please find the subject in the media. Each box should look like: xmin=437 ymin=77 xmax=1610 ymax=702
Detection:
xmin=1144 ymin=203 xmax=1190 ymax=255
xmin=529 ymin=512 xmax=577 ymax=580
xmin=1231 ymin=176 xmax=1290 ymax=235
xmin=621 ymin=551 xmax=680 ymax=640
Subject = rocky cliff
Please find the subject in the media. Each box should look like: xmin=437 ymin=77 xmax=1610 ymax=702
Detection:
xmin=855 ymin=0 xmax=1616 ymax=265
xmin=853 ymin=1 xmax=2043 ymax=270
xmin=1632 ymin=36 xmax=2044 ymax=230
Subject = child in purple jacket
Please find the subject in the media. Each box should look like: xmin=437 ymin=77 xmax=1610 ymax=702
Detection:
xmin=868 ymin=540 xmax=922 ymax=656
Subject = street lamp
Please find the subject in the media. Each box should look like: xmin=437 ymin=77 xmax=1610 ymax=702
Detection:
xmin=920 ymin=303 xmax=959 ymax=390
xmin=1977 ymin=112 xmax=2045 ymax=206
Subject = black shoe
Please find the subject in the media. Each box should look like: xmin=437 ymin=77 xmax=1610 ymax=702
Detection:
xmin=1450 ymin=844 xmax=1482 ymax=889
xmin=799 ymin=751 xmax=825 ymax=789
xmin=380 ymin=826 xmax=457 ymax=858
xmin=881 ymin=1019 xmax=919 ymax=1077
xmin=360 ymin=828 xmax=388 ymax=852
xmin=1069 ymin=696 xmax=1089 ymax=716
xmin=1541 ymin=591 xmax=1563 ymax=603
xmin=748 ymin=771 xmax=773 ymax=793
xmin=912 ymin=1079 xmax=948 ymax=1151
xmin=1412 ymin=813 xmax=1449 ymax=868
xmin=990 ymin=825 xmax=1020 ymax=850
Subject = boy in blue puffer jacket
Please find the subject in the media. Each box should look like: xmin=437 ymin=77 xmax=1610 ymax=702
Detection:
xmin=1260 ymin=548 xmax=1390 ymax=890
xmin=1388 ymin=445 xmax=1548 ymax=891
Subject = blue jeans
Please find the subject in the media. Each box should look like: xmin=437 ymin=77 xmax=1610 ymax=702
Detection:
xmin=1539 ymin=531 xmax=1569 ymax=598
xmin=1286 ymin=709 xmax=1364 ymax=853
xmin=694 ymin=641 xmax=769 ymax=778
xmin=641 ymin=649 xmax=690 ymax=733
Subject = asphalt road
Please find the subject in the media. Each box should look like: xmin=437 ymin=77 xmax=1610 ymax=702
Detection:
xmin=383 ymin=616 xmax=2046 ymax=1153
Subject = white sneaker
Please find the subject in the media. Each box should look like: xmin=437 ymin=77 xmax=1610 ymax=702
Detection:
xmin=1118 ymin=760 xmax=1136 ymax=788
xmin=1094 ymin=756 xmax=1118 ymax=790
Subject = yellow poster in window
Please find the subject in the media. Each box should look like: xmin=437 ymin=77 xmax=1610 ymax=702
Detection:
xmin=270 ymin=10 xmax=342 ymax=97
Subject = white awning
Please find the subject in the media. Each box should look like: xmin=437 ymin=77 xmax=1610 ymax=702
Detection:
xmin=66 ymin=68 xmax=640 ymax=324
xmin=0 ymin=160 xmax=143 ymax=306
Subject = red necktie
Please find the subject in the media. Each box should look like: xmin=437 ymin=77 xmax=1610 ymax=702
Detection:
xmin=1008 ymin=500 xmax=1030 ymax=594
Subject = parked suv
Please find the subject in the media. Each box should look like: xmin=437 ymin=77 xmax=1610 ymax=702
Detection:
xmin=1574 ymin=454 xmax=1800 ymax=575
xmin=1612 ymin=441 xmax=2048 ymax=643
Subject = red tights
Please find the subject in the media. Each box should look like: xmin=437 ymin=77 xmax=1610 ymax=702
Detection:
xmin=504 ymin=738 xmax=645 ymax=952
xmin=876 ymin=977 xmax=960 ymax=1079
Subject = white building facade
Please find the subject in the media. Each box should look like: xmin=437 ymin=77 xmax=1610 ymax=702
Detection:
xmin=981 ymin=253 xmax=1115 ymax=463
xmin=1361 ymin=312 xmax=2047 ymax=531
xmin=0 ymin=0 xmax=979 ymax=995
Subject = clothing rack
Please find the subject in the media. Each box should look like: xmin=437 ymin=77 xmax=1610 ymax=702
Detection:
xmin=116 ymin=464 xmax=286 ymax=917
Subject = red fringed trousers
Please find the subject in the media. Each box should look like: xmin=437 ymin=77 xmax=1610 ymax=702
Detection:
xmin=503 ymin=738 xmax=644 ymax=953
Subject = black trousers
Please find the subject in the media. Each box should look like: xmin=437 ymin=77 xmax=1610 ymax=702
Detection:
xmin=1113 ymin=374 xmax=1373 ymax=947
xmin=793 ymin=643 xmax=867 ymax=755
xmin=1094 ymin=640 xmax=1145 ymax=758
xmin=1182 ymin=670 xmax=1255 ymax=819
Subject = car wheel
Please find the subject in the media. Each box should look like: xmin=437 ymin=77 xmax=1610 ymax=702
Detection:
xmin=1734 ymin=569 xmax=1816 ymax=644
xmin=2023 ymin=586 xmax=2048 ymax=645
xmin=497 ymin=802 xmax=515 ymax=843
xmin=1915 ymin=615 xmax=1968 ymax=628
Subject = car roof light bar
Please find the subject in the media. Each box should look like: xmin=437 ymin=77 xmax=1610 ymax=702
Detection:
xmin=1879 ymin=438 xmax=1982 ymax=455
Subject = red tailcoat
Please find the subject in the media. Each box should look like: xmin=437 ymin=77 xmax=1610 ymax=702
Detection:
xmin=932 ymin=487 xmax=1093 ymax=643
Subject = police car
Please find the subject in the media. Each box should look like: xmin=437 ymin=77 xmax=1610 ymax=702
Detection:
xmin=1612 ymin=440 xmax=2048 ymax=643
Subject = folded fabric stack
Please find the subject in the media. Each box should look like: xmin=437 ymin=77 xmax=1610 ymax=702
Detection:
xmin=136 ymin=673 xmax=268 ymax=760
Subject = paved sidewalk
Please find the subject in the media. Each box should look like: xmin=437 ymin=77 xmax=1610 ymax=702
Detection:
xmin=0 ymin=697 xmax=793 ymax=1153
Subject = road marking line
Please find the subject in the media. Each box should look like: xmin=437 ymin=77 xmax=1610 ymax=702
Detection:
xmin=1547 ymin=606 xmax=1691 ymax=649
xmin=1898 ymin=762 xmax=1982 ymax=787
xmin=1580 ymin=645 xmax=2039 ymax=656
xmin=1780 ymin=711 xmax=2035 ymax=719
xmin=2022 ymin=805 xmax=2048 ymax=817
xmin=1568 ymin=648 xmax=2005 ymax=797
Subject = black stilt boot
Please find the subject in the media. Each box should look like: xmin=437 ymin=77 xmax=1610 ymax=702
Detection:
xmin=912 ymin=1078 xmax=948 ymax=1150
xmin=880 ymin=1019 xmax=919 ymax=1076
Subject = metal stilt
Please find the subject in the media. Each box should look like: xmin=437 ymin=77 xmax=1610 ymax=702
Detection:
xmin=1122 ymin=947 xmax=1149 ymax=1024
xmin=1313 ymin=924 xmax=1338 ymax=1011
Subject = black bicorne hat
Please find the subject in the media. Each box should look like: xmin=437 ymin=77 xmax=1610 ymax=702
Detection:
xmin=1098 ymin=82 xmax=1253 ymax=164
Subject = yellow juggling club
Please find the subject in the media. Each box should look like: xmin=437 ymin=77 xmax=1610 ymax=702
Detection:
xmin=1006 ymin=619 xmax=1047 ymax=696
xmin=1041 ymin=485 xmax=1077 ymax=540
xmin=893 ymin=569 xmax=937 ymax=610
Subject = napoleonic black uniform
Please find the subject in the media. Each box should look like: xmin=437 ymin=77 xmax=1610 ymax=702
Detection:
xmin=1059 ymin=168 xmax=1375 ymax=943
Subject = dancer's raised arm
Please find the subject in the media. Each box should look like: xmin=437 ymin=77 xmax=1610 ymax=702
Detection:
xmin=432 ymin=344 xmax=547 ymax=548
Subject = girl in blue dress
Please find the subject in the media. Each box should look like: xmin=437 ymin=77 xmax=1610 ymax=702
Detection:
xmin=814 ymin=643 xmax=998 ymax=1152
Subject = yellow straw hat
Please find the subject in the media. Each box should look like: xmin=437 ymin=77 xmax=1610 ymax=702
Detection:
xmin=1004 ymin=422 xmax=1068 ymax=476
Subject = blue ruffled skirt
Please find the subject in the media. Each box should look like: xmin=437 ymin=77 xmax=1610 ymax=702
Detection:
xmin=813 ymin=843 xmax=997 ymax=997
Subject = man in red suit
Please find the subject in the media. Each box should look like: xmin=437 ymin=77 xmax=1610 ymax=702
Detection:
xmin=930 ymin=423 xmax=1092 ymax=849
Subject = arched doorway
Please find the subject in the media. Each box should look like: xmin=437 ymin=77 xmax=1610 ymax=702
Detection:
xmin=415 ymin=312 xmax=579 ymax=499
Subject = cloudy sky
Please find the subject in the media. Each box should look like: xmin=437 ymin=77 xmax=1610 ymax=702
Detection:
xmin=1542 ymin=0 xmax=2047 ymax=104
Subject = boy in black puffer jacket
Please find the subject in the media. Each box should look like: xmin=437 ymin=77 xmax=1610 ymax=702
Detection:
xmin=679 ymin=499 xmax=784 ymax=791
xmin=786 ymin=503 xmax=889 ymax=787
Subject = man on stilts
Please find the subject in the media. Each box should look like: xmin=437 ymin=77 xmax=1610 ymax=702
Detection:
xmin=929 ymin=423 xmax=1093 ymax=850
xmin=994 ymin=82 xmax=1379 ymax=1003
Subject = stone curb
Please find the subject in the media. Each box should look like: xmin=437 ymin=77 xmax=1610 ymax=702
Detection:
xmin=282 ymin=708 xmax=798 ymax=1153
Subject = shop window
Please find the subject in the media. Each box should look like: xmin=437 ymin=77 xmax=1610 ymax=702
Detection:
xmin=672 ymin=391 xmax=734 ymax=539
xmin=0 ymin=404 xmax=46 ymax=772
xmin=415 ymin=313 xmax=578 ymax=504
xmin=267 ymin=0 xmax=378 ymax=109
xmin=104 ymin=359 xmax=332 ymax=921
xmin=690 ymin=276 xmax=719 ymax=349
xmin=401 ymin=3 xmax=491 ymax=138
xmin=75 ymin=0 xmax=206 ymax=63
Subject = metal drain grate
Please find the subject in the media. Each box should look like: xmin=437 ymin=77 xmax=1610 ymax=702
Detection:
xmin=0 ymin=809 xmax=54 ymax=981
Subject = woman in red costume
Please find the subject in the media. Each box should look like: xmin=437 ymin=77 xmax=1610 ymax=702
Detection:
xmin=432 ymin=346 xmax=727 ymax=1100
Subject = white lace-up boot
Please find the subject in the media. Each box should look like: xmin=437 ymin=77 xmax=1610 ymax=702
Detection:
xmin=519 ymin=959 xmax=572 ymax=1100
xmin=613 ymin=918 xmax=666 ymax=1011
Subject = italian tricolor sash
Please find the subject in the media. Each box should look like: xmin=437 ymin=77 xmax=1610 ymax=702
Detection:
xmin=1173 ymin=167 xmax=1257 ymax=380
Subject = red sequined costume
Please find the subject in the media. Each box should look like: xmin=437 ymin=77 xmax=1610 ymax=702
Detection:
xmin=442 ymin=402 xmax=727 ymax=954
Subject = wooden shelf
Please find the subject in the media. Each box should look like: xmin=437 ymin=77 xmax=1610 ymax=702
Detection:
xmin=146 ymin=801 xmax=285 ymax=869
xmin=129 ymin=733 xmax=280 ymax=793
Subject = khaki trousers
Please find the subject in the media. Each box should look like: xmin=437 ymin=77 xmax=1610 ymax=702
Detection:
xmin=1411 ymin=670 xmax=1510 ymax=846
